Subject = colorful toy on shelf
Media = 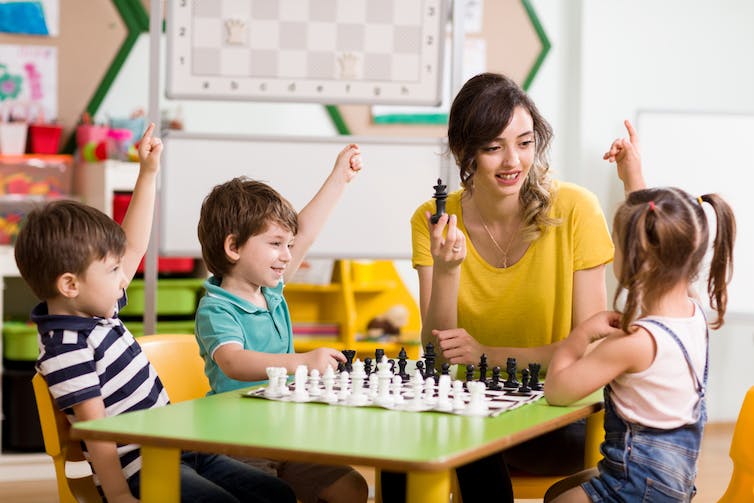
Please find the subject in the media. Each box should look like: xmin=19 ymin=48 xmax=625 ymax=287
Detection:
xmin=81 ymin=140 xmax=108 ymax=161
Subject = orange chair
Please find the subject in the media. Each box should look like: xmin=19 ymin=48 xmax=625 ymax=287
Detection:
xmin=32 ymin=334 xmax=210 ymax=502
xmin=718 ymin=386 xmax=754 ymax=502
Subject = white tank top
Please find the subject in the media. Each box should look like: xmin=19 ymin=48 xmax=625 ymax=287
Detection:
xmin=610 ymin=303 xmax=707 ymax=429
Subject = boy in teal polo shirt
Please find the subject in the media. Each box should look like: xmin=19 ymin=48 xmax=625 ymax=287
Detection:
xmin=194 ymin=144 xmax=368 ymax=503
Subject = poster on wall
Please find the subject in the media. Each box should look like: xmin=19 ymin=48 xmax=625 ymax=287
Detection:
xmin=0 ymin=0 xmax=60 ymax=36
xmin=0 ymin=44 xmax=57 ymax=122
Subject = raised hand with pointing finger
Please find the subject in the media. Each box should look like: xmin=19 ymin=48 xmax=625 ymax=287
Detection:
xmin=603 ymin=119 xmax=645 ymax=195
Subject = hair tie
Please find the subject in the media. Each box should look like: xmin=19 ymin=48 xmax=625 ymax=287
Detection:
xmin=697 ymin=195 xmax=704 ymax=205
xmin=648 ymin=201 xmax=656 ymax=211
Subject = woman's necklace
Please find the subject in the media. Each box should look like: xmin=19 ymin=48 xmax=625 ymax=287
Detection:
xmin=473 ymin=198 xmax=520 ymax=268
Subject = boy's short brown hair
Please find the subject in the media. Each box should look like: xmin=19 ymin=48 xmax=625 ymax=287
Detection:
xmin=14 ymin=200 xmax=126 ymax=300
xmin=198 ymin=177 xmax=298 ymax=279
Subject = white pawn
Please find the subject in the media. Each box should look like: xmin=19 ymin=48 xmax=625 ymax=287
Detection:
xmin=423 ymin=377 xmax=437 ymax=406
xmin=322 ymin=366 xmax=337 ymax=403
xmin=264 ymin=367 xmax=283 ymax=398
xmin=452 ymin=380 xmax=466 ymax=411
xmin=463 ymin=381 xmax=489 ymax=416
xmin=276 ymin=367 xmax=291 ymax=396
xmin=292 ymin=365 xmax=309 ymax=401
xmin=368 ymin=373 xmax=379 ymax=399
xmin=308 ymin=369 xmax=322 ymax=398
xmin=391 ymin=375 xmax=404 ymax=404
xmin=338 ymin=370 xmax=351 ymax=401
xmin=435 ymin=374 xmax=452 ymax=412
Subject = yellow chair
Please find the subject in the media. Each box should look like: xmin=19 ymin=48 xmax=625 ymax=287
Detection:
xmin=718 ymin=386 xmax=754 ymax=502
xmin=32 ymin=373 xmax=102 ymax=503
xmin=32 ymin=334 xmax=210 ymax=502
xmin=137 ymin=333 xmax=210 ymax=402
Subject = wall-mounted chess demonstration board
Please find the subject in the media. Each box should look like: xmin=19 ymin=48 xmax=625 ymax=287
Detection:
xmin=166 ymin=0 xmax=446 ymax=105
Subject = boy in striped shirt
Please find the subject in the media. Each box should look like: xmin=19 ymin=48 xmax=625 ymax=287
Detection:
xmin=14 ymin=124 xmax=295 ymax=503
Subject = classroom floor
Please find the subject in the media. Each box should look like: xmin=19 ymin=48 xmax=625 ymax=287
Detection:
xmin=0 ymin=423 xmax=734 ymax=502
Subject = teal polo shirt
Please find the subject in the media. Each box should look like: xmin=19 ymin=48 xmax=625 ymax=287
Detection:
xmin=195 ymin=276 xmax=294 ymax=394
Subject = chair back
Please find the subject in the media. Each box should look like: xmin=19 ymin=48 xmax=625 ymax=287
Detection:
xmin=32 ymin=373 xmax=102 ymax=503
xmin=718 ymin=386 xmax=754 ymax=502
xmin=137 ymin=333 xmax=210 ymax=402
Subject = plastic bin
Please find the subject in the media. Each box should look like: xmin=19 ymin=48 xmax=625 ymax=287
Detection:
xmin=27 ymin=123 xmax=63 ymax=154
xmin=0 ymin=195 xmax=46 ymax=245
xmin=2 ymin=361 xmax=44 ymax=452
xmin=120 ymin=278 xmax=205 ymax=317
xmin=2 ymin=321 xmax=39 ymax=361
xmin=0 ymin=154 xmax=73 ymax=196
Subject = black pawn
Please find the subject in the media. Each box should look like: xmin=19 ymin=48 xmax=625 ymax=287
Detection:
xmin=398 ymin=347 xmax=409 ymax=381
xmin=504 ymin=357 xmax=519 ymax=389
xmin=342 ymin=349 xmax=356 ymax=373
xmin=374 ymin=348 xmax=385 ymax=365
xmin=465 ymin=364 xmax=475 ymax=389
xmin=388 ymin=359 xmax=396 ymax=374
xmin=364 ymin=357 xmax=372 ymax=376
xmin=478 ymin=354 xmax=488 ymax=384
xmin=430 ymin=178 xmax=448 ymax=224
xmin=415 ymin=360 xmax=425 ymax=379
xmin=441 ymin=362 xmax=450 ymax=375
xmin=489 ymin=366 xmax=502 ymax=391
xmin=528 ymin=363 xmax=543 ymax=391
xmin=518 ymin=368 xmax=532 ymax=394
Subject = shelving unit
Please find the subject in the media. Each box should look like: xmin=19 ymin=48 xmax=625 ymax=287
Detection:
xmin=287 ymin=260 xmax=422 ymax=360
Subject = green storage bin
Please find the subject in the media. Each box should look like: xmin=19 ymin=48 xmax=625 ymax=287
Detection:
xmin=128 ymin=320 xmax=197 ymax=337
xmin=2 ymin=321 xmax=39 ymax=361
xmin=121 ymin=278 xmax=205 ymax=317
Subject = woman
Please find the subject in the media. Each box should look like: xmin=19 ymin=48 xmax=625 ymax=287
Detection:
xmin=384 ymin=73 xmax=614 ymax=502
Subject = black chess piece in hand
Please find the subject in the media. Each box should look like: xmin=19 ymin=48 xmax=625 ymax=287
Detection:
xmin=430 ymin=178 xmax=448 ymax=224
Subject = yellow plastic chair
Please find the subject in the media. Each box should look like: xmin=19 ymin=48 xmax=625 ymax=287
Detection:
xmin=137 ymin=333 xmax=210 ymax=402
xmin=718 ymin=386 xmax=754 ymax=502
xmin=32 ymin=334 xmax=210 ymax=502
xmin=32 ymin=373 xmax=102 ymax=503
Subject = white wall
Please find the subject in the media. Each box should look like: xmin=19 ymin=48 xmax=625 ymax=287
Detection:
xmin=99 ymin=1 xmax=754 ymax=420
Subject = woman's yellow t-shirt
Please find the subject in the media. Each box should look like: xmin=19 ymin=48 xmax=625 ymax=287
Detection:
xmin=411 ymin=181 xmax=614 ymax=349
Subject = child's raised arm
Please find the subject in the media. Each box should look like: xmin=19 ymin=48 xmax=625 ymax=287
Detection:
xmin=604 ymin=119 xmax=645 ymax=195
xmin=121 ymin=122 xmax=163 ymax=282
xmin=284 ymin=143 xmax=362 ymax=283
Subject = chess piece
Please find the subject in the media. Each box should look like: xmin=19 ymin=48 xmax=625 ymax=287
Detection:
xmin=518 ymin=368 xmax=532 ymax=395
xmin=489 ymin=366 xmax=502 ymax=391
xmin=435 ymin=374 xmax=452 ymax=412
xmin=441 ymin=362 xmax=450 ymax=375
xmin=322 ymin=366 xmax=337 ymax=402
xmin=342 ymin=349 xmax=356 ymax=373
xmin=264 ymin=367 xmax=285 ymax=398
xmin=348 ymin=360 xmax=368 ymax=406
xmin=337 ymin=371 xmax=351 ymax=401
xmin=424 ymin=342 xmax=437 ymax=380
xmin=374 ymin=348 xmax=385 ymax=366
xmin=504 ymin=357 xmax=519 ymax=389
xmin=452 ymin=380 xmax=466 ymax=411
xmin=528 ymin=362 xmax=543 ymax=391
xmin=465 ymin=364 xmax=475 ymax=387
xmin=364 ymin=357 xmax=373 ymax=377
xmin=308 ymin=369 xmax=322 ymax=397
xmin=478 ymin=353 xmax=488 ymax=384
xmin=415 ymin=360 xmax=426 ymax=379
xmin=398 ymin=347 xmax=409 ymax=382
xmin=292 ymin=365 xmax=310 ymax=401
xmin=391 ymin=375 xmax=405 ymax=404
xmin=430 ymin=178 xmax=448 ymax=224
xmin=463 ymin=381 xmax=489 ymax=416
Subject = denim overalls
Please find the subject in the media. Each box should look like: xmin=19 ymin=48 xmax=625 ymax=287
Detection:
xmin=582 ymin=317 xmax=708 ymax=502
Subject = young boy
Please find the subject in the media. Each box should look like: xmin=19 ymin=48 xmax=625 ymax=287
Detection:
xmin=15 ymin=124 xmax=296 ymax=503
xmin=195 ymin=144 xmax=369 ymax=503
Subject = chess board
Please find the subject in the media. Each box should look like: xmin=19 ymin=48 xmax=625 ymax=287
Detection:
xmin=243 ymin=368 xmax=544 ymax=418
xmin=167 ymin=0 xmax=445 ymax=105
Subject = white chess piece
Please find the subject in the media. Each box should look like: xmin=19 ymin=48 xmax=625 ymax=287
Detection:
xmin=348 ymin=360 xmax=368 ymax=406
xmin=264 ymin=367 xmax=283 ymax=398
xmin=423 ymin=377 xmax=437 ymax=406
xmin=308 ymin=369 xmax=322 ymax=398
xmin=322 ymin=366 xmax=337 ymax=403
xmin=292 ymin=365 xmax=310 ymax=401
xmin=463 ymin=381 xmax=489 ymax=416
xmin=276 ymin=368 xmax=291 ymax=396
xmin=435 ymin=375 xmax=452 ymax=412
xmin=373 ymin=356 xmax=394 ymax=407
xmin=391 ymin=375 xmax=404 ymax=404
xmin=452 ymin=380 xmax=466 ymax=411
xmin=338 ymin=371 xmax=351 ymax=401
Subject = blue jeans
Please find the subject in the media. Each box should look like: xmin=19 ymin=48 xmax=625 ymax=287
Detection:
xmin=582 ymin=388 xmax=703 ymax=502
xmin=126 ymin=451 xmax=296 ymax=503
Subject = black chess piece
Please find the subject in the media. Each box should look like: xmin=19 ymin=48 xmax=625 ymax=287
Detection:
xmin=430 ymin=178 xmax=448 ymax=224
xmin=489 ymin=366 xmax=502 ymax=390
xmin=441 ymin=362 xmax=450 ymax=375
xmin=364 ymin=357 xmax=373 ymax=376
xmin=415 ymin=360 xmax=425 ymax=379
xmin=518 ymin=368 xmax=532 ymax=394
xmin=528 ymin=362 xmax=543 ymax=391
xmin=342 ymin=349 xmax=356 ymax=373
xmin=504 ymin=357 xmax=519 ymax=389
xmin=424 ymin=342 xmax=436 ymax=380
xmin=388 ymin=359 xmax=396 ymax=374
xmin=398 ymin=347 xmax=409 ymax=382
xmin=374 ymin=348 xmax=385 ymax=365
xmin=478 ymin=354 xmax=488 ymax=384
xmin=464 ymin=364 xmax=475 ymax=389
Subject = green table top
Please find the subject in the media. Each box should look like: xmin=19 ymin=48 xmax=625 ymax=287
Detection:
xmin=72 ymin=388 xmax=603 ymax=472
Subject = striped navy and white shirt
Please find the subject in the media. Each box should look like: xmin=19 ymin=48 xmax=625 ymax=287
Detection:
xmin=33 ymin=294 xmax=170 ymax=483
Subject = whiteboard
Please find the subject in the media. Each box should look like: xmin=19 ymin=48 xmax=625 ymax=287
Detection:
xmin=637 ymin=111 xmax=753 ymax=316
xmin=166 ymin=0 xmax=446 ymax=105
xmin=160 ymin=133 xmax=448 ymax=259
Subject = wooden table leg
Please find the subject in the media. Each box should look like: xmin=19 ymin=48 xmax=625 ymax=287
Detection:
xmin=406 ymin=469 xmax=451 ymax=503
xmin=140 ymin=445 xmax=181 ymax=502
